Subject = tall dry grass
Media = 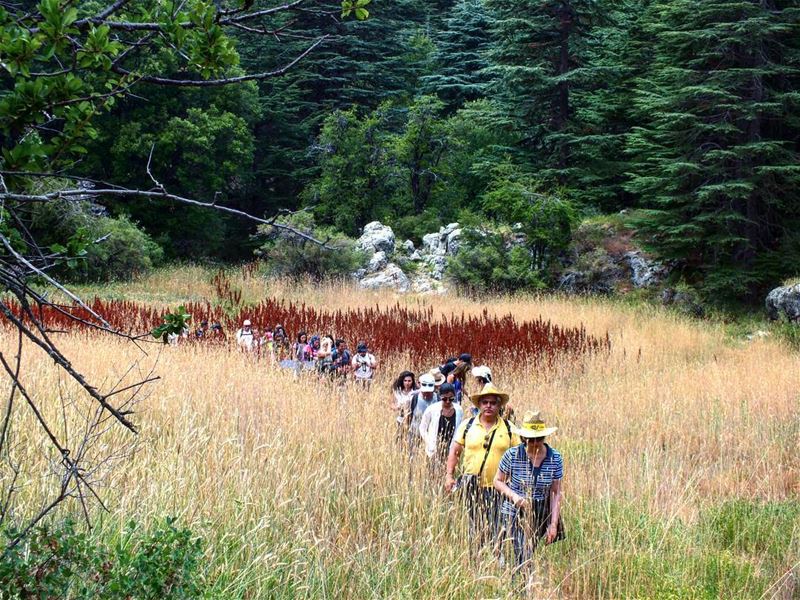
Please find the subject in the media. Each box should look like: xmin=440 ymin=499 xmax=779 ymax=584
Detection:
xmin=5 ymin=272 xmax=800 ymax=598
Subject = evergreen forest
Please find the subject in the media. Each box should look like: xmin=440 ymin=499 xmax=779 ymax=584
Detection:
xmin=2 ymin=0 xmax=799 ymax=304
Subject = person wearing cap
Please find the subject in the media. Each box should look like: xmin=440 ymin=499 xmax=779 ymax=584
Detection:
xmin=494 ymin=411 xmax=563 ymax=571
xmin=419 ymin=382 xmax=464 ymax=471
xmin=406 ymin=373 xmax=439 ymax=454
xmin=235 ymin=319 xmax=255 ymax=352
xmin=445 ymin=384 xmax=519 ymax=547
xmin=351 ymin=341 xmax=377 ymax=387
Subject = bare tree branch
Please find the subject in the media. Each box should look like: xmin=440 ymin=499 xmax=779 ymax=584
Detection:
xmin=111 ymin=35 xmax=328 ymax=86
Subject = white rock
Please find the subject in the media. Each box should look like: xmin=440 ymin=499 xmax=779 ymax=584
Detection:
xmin=402 ymin=239 xmax=415 ymax=253
xmin=409 ymin=250 xmax=423 ymax=261
xmin=359 ymin=263 xmax=410 ymax=292
xmin=446 ymin=228 xmax=462 ymax=254
xmin=356 ymin=221 xmax=396 ymax=255
xmin=422 ymin=232 xmax=444 ymax=255
xmin=426 ymin=254 xmax=448 ymax=280
xmin=411 ymin=274 xmax=446 ymax=294
xmin=367 ymin=250 xmax=388 ymax=273
xmin=623 ymin=251 xmax=668 ymax=288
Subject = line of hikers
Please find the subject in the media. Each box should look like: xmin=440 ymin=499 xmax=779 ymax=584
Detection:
xmin=232 ymin=320 xmax=377 ymax=383
xmin=392 ymin=355 xmax=564 ymax=580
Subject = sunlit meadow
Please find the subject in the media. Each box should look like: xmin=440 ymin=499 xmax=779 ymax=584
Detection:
xmin=2 ymin=266 xmax=798 ymax=598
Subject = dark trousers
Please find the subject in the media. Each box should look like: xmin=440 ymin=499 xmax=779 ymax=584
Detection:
xmin=461 ymin=481 xmax=501 ymax=549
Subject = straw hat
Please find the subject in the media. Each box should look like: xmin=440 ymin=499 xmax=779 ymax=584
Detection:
xmin=512 ymin=411 xmax=557 ymax=439
xmin=428 ymin=368 xmax=446 ymax=386
xmin=469 ymin=383 xmax=510 ymax=408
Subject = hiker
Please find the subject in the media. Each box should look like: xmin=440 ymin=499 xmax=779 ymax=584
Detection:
xmin=293 ymin=331 xmax=311 ymax=361
xmin=419 ymin=382 xmax=463 ymax=472
xmin=351 ymin=341 xmax=377 ymax=387
xmin=448 ymin=361 xmax=470 ymax=404
xmin=429 ymin=367 xmax=446 ymax=393
xmin=235 ymin=319 xmax=256 ymax=352
xmin=209 ymin=321 xmax=224 ymax=339
xmin=441 ymin=353 xmax=472 ymax=379
xmin=317 ymin=333 xmax=335 ymax=374
xmin=445 ymin=384 xmax=519 ymax=548
xmin=406 ymin=373 xmax=439 ymax=454
xmin=330 ymin=339 xmax=351 ymax=377
xmin=195 ymin=319 xmax=209 ymax=338
xmin=471 ymin=365 xmax=493 ymax=391
xmin=494 ymin=411 xmax=564 ymax=573
xmin=271 ymin=327 xmax=289 ymax=362
xmin=391 ymin=371 xmax=417 ymax=440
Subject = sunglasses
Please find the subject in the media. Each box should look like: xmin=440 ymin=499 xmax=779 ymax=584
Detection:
xmin=525 ymin=437 xmax=544 ymax=443
xmin=441 ymin=395 xmax=455 ymax=401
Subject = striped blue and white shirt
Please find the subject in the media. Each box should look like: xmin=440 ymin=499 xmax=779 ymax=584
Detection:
xmin=498 ymin=444 xmax=563 ymax=516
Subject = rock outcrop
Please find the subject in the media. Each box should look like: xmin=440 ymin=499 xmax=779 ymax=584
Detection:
xmin=356 ymin=221 xmax=395 ymax=255
xmin=352 ymin=221 xmax=458 ymax=293
xmin=359 ymin=263 xmax=410 ymax=292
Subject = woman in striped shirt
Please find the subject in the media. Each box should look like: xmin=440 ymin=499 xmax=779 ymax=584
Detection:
xmin=494 ymin=411 xmax=563 ymax=572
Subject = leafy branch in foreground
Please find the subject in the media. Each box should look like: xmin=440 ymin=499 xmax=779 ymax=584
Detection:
xmin=0 ymin=0 xmax=355 ymax=547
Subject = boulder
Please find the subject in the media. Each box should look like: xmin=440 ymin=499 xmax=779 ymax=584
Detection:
xmin=409 ymin=250 xmax=423 ymax=262
xmin=421 ymin=222 xmax=462 ymax=257
xmin=401 ymin=239 xmax=415 ymax=253
xmin=356 ymin=221 xmax=395 ymax=255
xmin=766 ymin=283 xmax=800 ymax=322
xmin=358 ymin=263 xmax=410 ymax=292
xmin=623 ymin=251 xmax=668 ymax=288
xmin=367 ymin=250 xmax=388 ymax=273
xmin=422 ymin=231 xmax=444 ymax=256
xmin=425 ymin=254 xmax=449 ymax=280
xmin=446 ymin=227 xmax=463 ymax=254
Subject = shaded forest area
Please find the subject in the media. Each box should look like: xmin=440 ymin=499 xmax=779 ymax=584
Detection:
xmin=4 ymin=0 xmax=800 ymax=302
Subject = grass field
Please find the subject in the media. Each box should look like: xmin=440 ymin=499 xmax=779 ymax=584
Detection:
xmin=3 ymin=267 xmax=799 ymax=598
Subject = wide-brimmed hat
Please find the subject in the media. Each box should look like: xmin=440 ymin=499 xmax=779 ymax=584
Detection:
xmin=512 ymin=411 xmax=558 ymax=439
xmin=469 ymin=383 xmax=509 ymax=408
xmin=471 ymin=365 xmax=492 ymax=381
xmin=428 ymin=368 xmax=446 ymax=386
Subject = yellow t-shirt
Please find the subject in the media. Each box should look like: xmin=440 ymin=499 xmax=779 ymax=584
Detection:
xmin=454 ymin=417 xmax=520 ymax=488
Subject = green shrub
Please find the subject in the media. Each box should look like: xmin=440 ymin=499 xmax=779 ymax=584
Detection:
xmin=447 ymin=228 xmax=547 ymax=293
xmin=29 ymin=198 xmax=163 ymax=282
xmin=0 ymin=517 xmax=205 ymax=599
xmin=254 ymin=212 xmax=366 ymax=279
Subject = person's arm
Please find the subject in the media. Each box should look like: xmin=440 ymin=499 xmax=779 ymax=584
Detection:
xmin=419 ymin=406 xmax=432 ymax=439
xmin=494 ymin=469 xmax=527 ymax=511
xmin=444 ymin=441 xmax=463 ymax=493
xmin=546 ymin=478 xmax=562 ymax=544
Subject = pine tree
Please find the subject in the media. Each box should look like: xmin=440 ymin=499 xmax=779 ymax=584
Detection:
xmin=626 ymin=0 xmax=800 ymax=298
xmin=421 ymin=0 xmax=495 ymax=110
xmin=484 ymin=0 xmax=594 ymax=166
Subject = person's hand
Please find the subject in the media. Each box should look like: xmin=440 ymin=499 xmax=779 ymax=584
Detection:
xmin=512 ymin=495 xmax=530 ymax=512
xmin=545 ymin=522 xmax=558 ymax=544
xmin=445 ymin=474 xmax=456 ymax=494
